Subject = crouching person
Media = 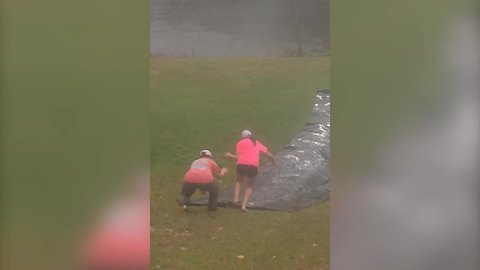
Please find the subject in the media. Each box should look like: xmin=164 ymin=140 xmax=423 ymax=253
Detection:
xmin=178 ymin=150 xmax=228 ymax=212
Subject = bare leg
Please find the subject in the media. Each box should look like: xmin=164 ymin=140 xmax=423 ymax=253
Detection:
xmin=241 ymin=177 xmax=255 ymax=211
xmin=233 ymin=175 xmax=243 ymax=205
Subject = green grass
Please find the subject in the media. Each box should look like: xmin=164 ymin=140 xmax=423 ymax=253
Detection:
xmin=151 ymin=57 xmax=330 ymax=270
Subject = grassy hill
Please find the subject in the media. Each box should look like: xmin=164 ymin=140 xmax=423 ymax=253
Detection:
xmin=151 ymin=57 xmax=330 ymax=270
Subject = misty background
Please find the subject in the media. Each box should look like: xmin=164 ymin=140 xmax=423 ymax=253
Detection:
xmin=151 ymin=0 xmax=329 ymax=57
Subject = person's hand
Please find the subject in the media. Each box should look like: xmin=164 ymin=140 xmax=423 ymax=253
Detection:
xmin=271 ymin=158 xmax=276 ymax=165
xmin=218 ymin=167 xmax=229 ymax=179
xmin=266 ymin=151 xmax=276 ymax=165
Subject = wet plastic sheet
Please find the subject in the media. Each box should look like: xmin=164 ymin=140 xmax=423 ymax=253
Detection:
xmin=193 ymin=89 xmax=330 ymax=211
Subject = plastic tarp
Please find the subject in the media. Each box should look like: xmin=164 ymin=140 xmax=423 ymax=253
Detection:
xmin=193 ymin=89 xmax=330 ymax=211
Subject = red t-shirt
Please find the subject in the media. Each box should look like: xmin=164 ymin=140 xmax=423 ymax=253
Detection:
xmin=184 ymin=158 xmax=220 ymax=184
xmin=236 ymin=138 xmax=268 ymax=168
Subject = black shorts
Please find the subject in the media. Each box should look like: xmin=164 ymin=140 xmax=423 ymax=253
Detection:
xmin=236 ymin=164 xmax=258 ymax=178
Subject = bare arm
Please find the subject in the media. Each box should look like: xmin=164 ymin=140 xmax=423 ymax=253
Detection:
xmin=213 ymin=167 xmax=228 ymax=179
xmin=217 ymin=167 xmax=229 ymax=178
xmin=265 ymin=151 xmax=276 ymax=165
xmin=225 ymin=152 xmax=238 ymax=160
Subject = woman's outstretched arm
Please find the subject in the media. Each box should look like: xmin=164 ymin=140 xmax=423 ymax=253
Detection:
xmin=225 ymin=152 xmax=238 ymax=160
xmin=265 ymin=151 xmax=276 ymax=165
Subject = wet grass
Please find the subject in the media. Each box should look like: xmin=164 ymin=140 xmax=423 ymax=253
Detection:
xmin=151 ymin=57 xmax=330 ymax=270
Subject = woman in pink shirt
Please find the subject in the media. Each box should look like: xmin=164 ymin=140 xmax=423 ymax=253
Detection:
xmin=178 ymin=150 xmax=228 ymax=212
xmin=225 ymin=130 xmax=275 ymax=212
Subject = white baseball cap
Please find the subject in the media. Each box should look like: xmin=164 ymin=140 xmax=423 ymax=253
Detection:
xmin=200 ymin=150 xmax=212 ymax=157
xmin=241 ymin=129 xmax=252 ymax=138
